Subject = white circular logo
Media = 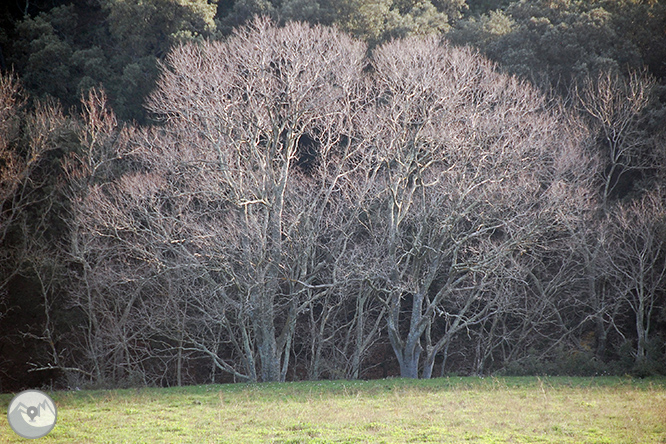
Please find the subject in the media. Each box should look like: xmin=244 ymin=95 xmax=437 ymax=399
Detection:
xmin=7 ymin=390 xmax=57 ymax=439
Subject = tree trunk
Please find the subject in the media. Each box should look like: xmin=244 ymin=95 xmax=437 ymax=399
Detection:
xmin=635 ymin=289 xmax=647 ymax=363
xmin=254 ymin=298 xmax=281 ymax=382
xmin=422 ymin=347 xmax=437 ymax=379
xmin=398 ymin=348 xmax=421 ymax=379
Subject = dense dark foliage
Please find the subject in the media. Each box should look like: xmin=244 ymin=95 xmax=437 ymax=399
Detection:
xmin=1 ymin=1 xmax=664 ymax=391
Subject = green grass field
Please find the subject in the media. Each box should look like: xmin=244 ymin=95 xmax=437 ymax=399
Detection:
xmin=1 ymin=377 xmax=665 ymax=443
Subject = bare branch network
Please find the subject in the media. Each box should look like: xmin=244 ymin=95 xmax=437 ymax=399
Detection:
xmin=3 ymin=18 xmax=664 ymax=386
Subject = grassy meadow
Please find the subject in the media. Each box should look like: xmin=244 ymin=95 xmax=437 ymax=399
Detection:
xmin=1 ymin=377 xmax=665 ymax=443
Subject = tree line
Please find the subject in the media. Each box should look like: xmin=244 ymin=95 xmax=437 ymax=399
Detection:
xmin=1 ymin=3 xmax=665 ymax=390
xmin=2 ymin=0 xmax=665 ymax=120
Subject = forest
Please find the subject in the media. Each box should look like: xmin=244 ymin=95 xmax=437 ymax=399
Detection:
xmin=0 ymin=0 xmax=665 ymax=391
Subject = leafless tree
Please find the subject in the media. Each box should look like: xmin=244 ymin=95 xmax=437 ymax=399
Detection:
xmin=298 ymin=202 xmax=388 ymax=380
xmin=0 ymin=75 xmax=82 ymax=386
xmin=54 ymin=22 xmax=612 ymax=385
xmin=56 ymin=89 xmax=156 ymax=386
xmin=135 ymin=18 xmax=368 ymax=382
xmin=0 ymin=75 xmax=64 ymax=293
xmin=576 ymin=70 xmax=656 ymax=208
xmin=349 ymin=36 xmax=596 ymax=378
xmin=0 ymin=74 xmax=26 ymax=304
xmin=605 ymin=190 xmax=666 ymax=364
xmin=486 ymin=213 xmax=614 ymax=374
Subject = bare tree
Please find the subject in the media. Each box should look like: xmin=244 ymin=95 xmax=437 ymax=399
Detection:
xmin=136 ymin=18 xmax=368 ymax=382
xmin=0 ymin=75 xmax=60 ymax=293
xmin=605 ymin=190 xmax=666 ymax=365
xmin=576 ymin=70 xmax=656 ymax=208
xmin=53 ymin=22 xmax=611 ymax=385
xmin=0 ymin=75 xmax=81 ymax=388
xmin=488 ymin=214 xmax=615 ymax=374
xmin=350 ymin=36 xmax=596 ymax=378
xmin=57 ymin=89 xmax=157 ymax=386
xmin=0 ymin=74 xmax=26 ymax=302
xmin=299 ymin=199 xmax=388 ymax=380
